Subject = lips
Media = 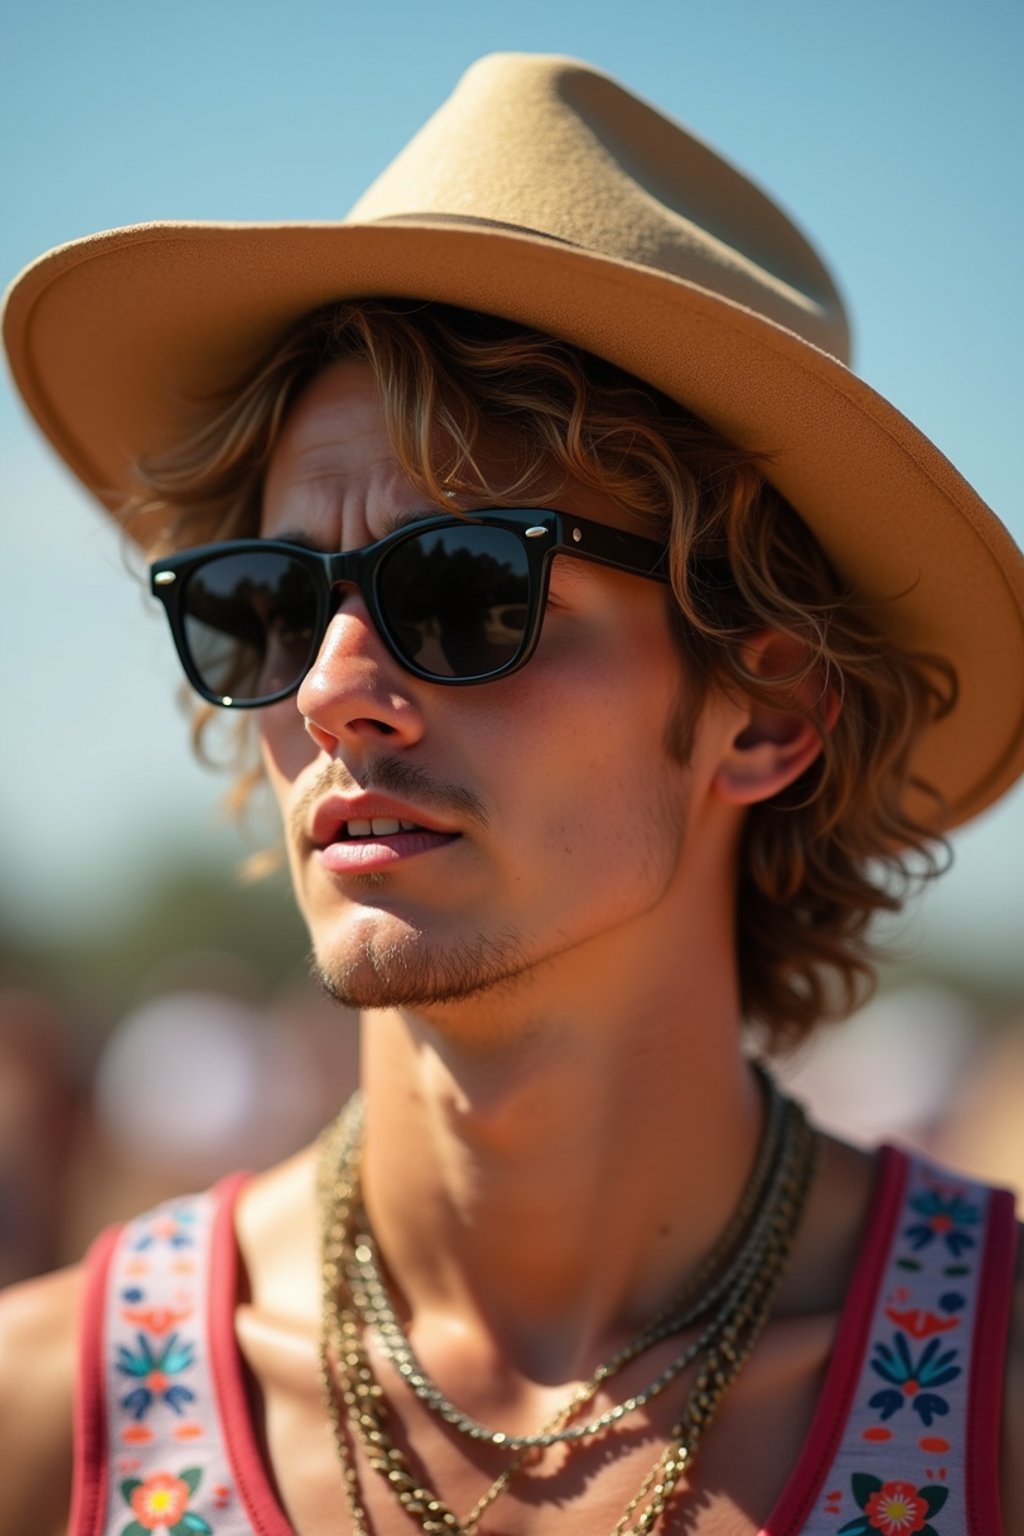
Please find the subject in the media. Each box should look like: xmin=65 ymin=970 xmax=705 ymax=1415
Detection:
xmin=308 ymin=793 xmax=461 ymax=874
xmin=309 ymin=794 xmax=460 ymax=849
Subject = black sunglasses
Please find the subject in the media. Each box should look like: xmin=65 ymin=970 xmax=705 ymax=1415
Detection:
xmin=150 ymin=509 xmax=668 ymax=708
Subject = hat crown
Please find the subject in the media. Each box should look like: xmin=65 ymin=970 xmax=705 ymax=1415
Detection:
xmin=349 ymin=53 xmax=851 ymax=362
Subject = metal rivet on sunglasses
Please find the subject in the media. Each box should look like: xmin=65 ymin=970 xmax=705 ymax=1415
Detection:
xmin=154 ymin=570 xmax=177 ymax=585
xmin=525 ymin=526 xmax=548 ymax=538
xmin=572 ymin=527 xmax=583 ymax=543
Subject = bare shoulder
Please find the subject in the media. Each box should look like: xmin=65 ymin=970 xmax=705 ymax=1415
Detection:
xmin=0 ymin=1264 xmax=83 ymax=1536
xmin=1001 ymin=1225 xmax=1024 ymax=1531
xmin=234 ymin=1141 xmax=320 ymax=1325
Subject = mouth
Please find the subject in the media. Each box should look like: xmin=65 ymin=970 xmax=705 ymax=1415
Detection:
xmin=319 ymin=822 xmax=461 ymax=875
xmin=309 ymin=793 xmax=462 ymax=847
xmin=309 ymin=798 xmax=463 ymax=875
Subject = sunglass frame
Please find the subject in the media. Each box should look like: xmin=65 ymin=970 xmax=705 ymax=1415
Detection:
xmin=150 ymin=508 xmax=668 ymax=707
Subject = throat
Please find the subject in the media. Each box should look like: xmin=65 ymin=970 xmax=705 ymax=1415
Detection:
xmin=311 ymin=1075 xmax=819 ymax=1536
xmin=356 ymin=1048 xmax=784 ymax=1373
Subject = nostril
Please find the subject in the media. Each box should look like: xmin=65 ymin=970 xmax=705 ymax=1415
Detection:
xmin=302 ymin=713 xmax=397 ymax=751
xmin=303 ymin=717 xmax=338 ymax=754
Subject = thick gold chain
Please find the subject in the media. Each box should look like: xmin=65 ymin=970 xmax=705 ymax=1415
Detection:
xmin=316 ymin=1078 xmax=817 ymax=1534
xmin=346 ymin=1067 xmax=789 ymax=1449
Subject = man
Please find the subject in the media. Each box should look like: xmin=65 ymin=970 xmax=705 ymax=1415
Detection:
xmin=1 ymin=52 xmax=1022 ymax=1536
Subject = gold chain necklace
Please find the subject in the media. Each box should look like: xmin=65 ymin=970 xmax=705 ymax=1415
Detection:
xmin=320 ymin=1114 xmax=817 ymax=1535
xmin=317 ymin=1078 xmax=817 ymax=1534
xmin=345 ymin=1067 xmax=790 ymax=1449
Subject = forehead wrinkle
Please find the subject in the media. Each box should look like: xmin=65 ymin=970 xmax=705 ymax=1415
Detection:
xmin=261 ymin=461 xmax=444 ymax=549
xmin=261 ymin=467 xmax=339 ymax=537
xmin=282 ymin=435 xmax=395 ymax=479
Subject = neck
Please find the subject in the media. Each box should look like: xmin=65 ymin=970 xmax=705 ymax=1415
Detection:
xmin=357 ymin=905 xmax=762 ymax=1381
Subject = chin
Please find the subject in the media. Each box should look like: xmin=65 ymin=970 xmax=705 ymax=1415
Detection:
xmin=310 ymin=922 xmax=536 ymax=1012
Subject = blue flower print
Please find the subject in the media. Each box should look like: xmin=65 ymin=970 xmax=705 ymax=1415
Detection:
xmin=117 ymin=1331 xmax=196 ymax=1420
xmin=903 ymin=1189 xmax=979 ymax=1258
xmin=869 ymin=1330 xmax=961 ymax=1427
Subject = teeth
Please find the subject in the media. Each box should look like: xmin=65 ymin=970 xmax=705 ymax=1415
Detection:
xmin=343 ymin=816 xmax=415 ymax=838
xmin=399 ymin=820 xmax=418 ymax=831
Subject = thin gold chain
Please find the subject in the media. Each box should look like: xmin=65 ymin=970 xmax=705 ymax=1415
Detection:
xmin=316 ymin=1079 xmax=818 ymax=1535
xmin=346 ymin=1066 xmax=789 ymax=1448
xmin=332 ymin=1070 xmax=794 ymax=1450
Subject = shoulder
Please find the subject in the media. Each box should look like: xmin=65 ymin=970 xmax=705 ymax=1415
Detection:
xmin=0 ymin=1264 xmax=84 ymax=1536
xmin=1000 ymin=1225 xmax=1024 ymax=1531
xmin=234 ymin=1142 xmax=320 ymax=1326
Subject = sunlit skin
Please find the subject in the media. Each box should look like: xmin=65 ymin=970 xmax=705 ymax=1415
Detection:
xmin=2 ymin=358 xmax=1023 ymax=1536
xmin=228 ymin=360 xmax=889 ymax=1533
xmin=258 ymin=359 xmax=774 ymax=1325
xmin=262 ymin=366 xmax=740 ymax=1024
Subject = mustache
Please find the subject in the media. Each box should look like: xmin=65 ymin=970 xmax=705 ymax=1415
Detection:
xmin=291 ymin=755 xmax=489 ymax=843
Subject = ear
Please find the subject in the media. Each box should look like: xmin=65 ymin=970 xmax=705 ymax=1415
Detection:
xmin=713 ymin=632 xmax=840 ymax=807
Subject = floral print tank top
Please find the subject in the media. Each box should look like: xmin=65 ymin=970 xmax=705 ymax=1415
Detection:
xmin=69 ymin=1147 xmax=1017 ymax=1535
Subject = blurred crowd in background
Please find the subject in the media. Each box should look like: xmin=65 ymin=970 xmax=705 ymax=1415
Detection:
xmin=1 ymin=946 xmax=1023 ymax=1289
xmin=3 ymin=1 xmax=1022 ymax=1294
xmin=0 ymin=963 xmax=360 ymax=1288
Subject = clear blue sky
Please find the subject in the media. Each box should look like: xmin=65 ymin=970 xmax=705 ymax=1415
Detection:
xmin=2 ymin=0 xmax=1022 ymax=981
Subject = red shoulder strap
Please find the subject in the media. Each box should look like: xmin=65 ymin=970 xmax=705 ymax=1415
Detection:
xmin=69 ymin=1181 xmax=258 ymax=1536
xmin=786 ymin=1150 xmax=1017 ymax=1536
xmin=69 ymin=1222 xmax=121 ymax=1536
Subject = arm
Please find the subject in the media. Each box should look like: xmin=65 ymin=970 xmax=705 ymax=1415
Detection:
xmin=0 ymin=1265 xmax=82 ymax=1536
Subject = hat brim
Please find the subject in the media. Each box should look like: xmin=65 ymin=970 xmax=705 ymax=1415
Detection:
xmin=5 ymin=216 xmax=1024 ymax=830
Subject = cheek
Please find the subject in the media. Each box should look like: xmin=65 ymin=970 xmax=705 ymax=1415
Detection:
xmin=535 ymin=601 xmax=684 ymax=739
xmin=484 ymin=663 xmax=693 ymax=913
xmin=463 ymin=617 xmax=686 ymax=811
xmin=259 ymin=702 xmax=317 ymax=798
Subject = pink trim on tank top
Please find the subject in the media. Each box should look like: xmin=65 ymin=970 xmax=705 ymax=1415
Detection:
xmin=966 ymin=1186 xmax=1018 ymax=1536
xmin=758 ymin=1144 xmax=907 ymax=1536
xmin=69 ymin=1222 xmax=121 ymax=1536
xmin=209 ymin=1173 xmax=298 ymax=1536
xmin=201 ymin=1147 xmax=910 ymax=1536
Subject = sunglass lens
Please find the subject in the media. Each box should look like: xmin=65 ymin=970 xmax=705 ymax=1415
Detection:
xmin=378 ymin=526 xmax=531 ymax=679
xmin=181 ymin=551 xmax=319 ymax=703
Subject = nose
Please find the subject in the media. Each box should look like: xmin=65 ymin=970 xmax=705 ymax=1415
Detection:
xmin=296 ymin=591 xmax=426 ymax=756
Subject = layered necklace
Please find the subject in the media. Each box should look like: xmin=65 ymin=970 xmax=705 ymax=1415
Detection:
xmin=316 ymin=1066 xmax=818 ymax=1535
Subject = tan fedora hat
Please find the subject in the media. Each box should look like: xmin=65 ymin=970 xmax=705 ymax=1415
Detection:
xmin=4 ymin=52 xmax=1023 ymax=830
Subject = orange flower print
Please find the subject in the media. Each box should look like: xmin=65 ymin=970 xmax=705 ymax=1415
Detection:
xmin=132 ymin=1472 xmax=188 ymax=1527
xmin=839 ymin=1473 xmax=948 ymax=1535
xmin=864 ymin=1482 xmax=928 ymax=1532
xmin=118 ymin=1466 xmax=212 ymax=1534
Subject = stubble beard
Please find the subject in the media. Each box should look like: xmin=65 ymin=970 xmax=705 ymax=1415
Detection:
xmin=293 ymin=755 xmax=525 ymax=1009
xmin=311 ymin=918 xmax=539 ymax=1011
xmin=310 ymin=770 xmax=693 ymax=1015
xmin=306 ymin=658 xmax=700 ymax=1013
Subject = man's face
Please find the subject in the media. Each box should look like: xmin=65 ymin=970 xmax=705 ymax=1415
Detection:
xmin=258 ymin=359 xmax=733 ymax=1016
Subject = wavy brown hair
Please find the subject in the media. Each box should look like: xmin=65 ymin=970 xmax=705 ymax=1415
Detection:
xmin=127 ymin=299 xmax=955 ymax=1049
